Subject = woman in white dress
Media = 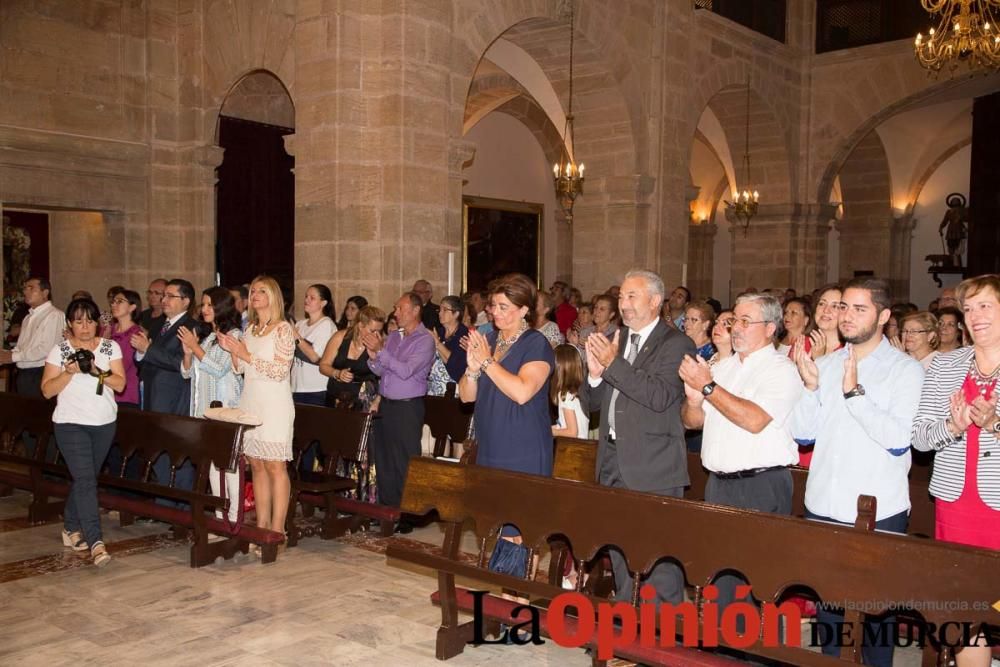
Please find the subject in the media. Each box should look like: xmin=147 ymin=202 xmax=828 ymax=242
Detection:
xmin=218 ymin=276 xmax=295 ymax=546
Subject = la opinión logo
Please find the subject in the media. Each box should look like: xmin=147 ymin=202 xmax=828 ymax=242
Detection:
xmin=469 ymin=586 xmax=999 ymax=660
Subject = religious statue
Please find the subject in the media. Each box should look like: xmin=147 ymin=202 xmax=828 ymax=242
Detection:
xmin=938 ymin=192 xmax=968 ymax=267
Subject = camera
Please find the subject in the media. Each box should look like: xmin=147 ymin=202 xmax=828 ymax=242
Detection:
xmin=71 ymin=349 xmax=95 ymax=375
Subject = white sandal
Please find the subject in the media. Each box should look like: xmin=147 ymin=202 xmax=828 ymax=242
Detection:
xmin=91 ymin=541 xmax=111 ymax=568
xmin=62 ymin=530 xmax=89 ymax=552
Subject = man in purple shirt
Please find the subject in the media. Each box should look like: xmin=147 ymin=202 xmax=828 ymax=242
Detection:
xmin=362 ymin=291 xmax=436 ymax=532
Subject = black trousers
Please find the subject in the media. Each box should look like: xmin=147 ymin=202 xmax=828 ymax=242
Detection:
xmin=598 ymin=437 xmax=685 ymax=606
xmin=372 ymin=397 xmax=425 ymax=508
xmin=705 ymin=468 xmax=793 ymax=631
xmin=15 ymin=366 xmax=44 ymax=397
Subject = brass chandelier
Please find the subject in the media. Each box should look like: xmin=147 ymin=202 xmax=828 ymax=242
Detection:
xmin=915 ymin=0 xmax=1000 ymax=73
xmin=724 ymin=80 xmax=759 ymax=235
xmin=553 ymin=0 xmax=584 ymax=222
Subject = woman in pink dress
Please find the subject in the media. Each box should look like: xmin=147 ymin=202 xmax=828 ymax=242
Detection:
xmin=912 ymin=274 xmax=1000 ymax=667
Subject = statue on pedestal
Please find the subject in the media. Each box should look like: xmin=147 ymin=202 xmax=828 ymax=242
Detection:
xmin=938 ymin=192 xmax=968 ymax=268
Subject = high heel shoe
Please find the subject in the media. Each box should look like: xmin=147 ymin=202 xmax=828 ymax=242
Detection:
xmin=62 ymin=530 xmax=89 ymax=552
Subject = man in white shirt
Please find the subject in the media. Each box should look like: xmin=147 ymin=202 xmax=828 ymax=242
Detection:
xmin=583 ymin=269 xmax=695 ymax=606
xmin=680 ymin=291 xmax=802 ymax=623
xmin=0 ymin=277 xmax=66 ymax=397
xmin=790 ymin=278 xmax=922 ymax=667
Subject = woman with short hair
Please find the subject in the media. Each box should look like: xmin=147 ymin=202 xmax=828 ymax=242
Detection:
xmin=900 ymin=310 xmax=940 ymax=371
xmin=778 ymin=297 xmax=815 ymax=356
xmin=427 ymin=295 xmax=468 ymax=396
xmin=42 ymin=298 xmax=126 ymax=567
xmin=936 ymin=306 xmax=966 ymax=353
xmin=912 ymin=274 xmax=1000 ymax=667
xmin=534 ymin=291 xmax=564 ymax=348
xmin=683 ymin=301 xmax=716 ymax=361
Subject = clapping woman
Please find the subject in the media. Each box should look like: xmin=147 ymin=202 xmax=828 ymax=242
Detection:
xmin=912 ymin=275 xmax=1000 ymax=667
xmin=41 ymin=298 xmax=126 ymax=567
xmin=427 ymin=295 xmax=469 ymax=396
xmin=178 ymin=286 xmax=244 ymax=523
xmin=218 ymin=276 xmax=295 ymax=549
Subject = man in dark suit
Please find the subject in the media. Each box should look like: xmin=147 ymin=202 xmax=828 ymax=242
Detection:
xmin=413 ymin=279 xmax=440 ymax=331
xmin=583 ymin=269 xmax=696 ymax=606
xmin=132 ymin=278 xmax=197 ymax=498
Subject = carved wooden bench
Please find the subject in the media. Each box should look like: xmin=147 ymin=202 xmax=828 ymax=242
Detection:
xmin=286 ymin=403 xmax=374 ymax=544
xmin=0 ymin=394 xmax=285 ymax=565
xmin=387 ymin=458 xmax=1000 ymax=666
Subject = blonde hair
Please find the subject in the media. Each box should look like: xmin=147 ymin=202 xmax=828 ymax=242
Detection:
xmin=350 ymin=305 xmax=387 ymax=344
xmin=248 ymin=275 xmax=285 ymax=327
xmin=900 ymin=311 xmax=940 ymax=350
xmin=956 ymin=274 xmax=1000 ymax=308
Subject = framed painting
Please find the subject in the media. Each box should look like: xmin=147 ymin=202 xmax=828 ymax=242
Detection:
xmin=463 ymin=196 xmax=542 ymax=292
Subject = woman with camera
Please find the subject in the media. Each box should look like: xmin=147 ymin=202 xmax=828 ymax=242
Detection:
xmin=41 ymin=298 xmax=126 ymax=568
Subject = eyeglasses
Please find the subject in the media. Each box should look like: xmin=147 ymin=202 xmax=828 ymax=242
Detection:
xmin=111 ymin=297 xmax=129 ymax=305
xmin=162 ymin=293 xmax=183 ymax=300
xmin=938 ymin=322 xmax=960 ymax=330
xmin=732 ymin=318 xmax=766 ymax=329
xmin=901 ymin=329 xmax=931 ymax=336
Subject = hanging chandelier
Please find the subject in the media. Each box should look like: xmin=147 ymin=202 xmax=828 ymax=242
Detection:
xmin=553 ymin=0 xmax=584 ymax=223
xmin=915 ymin=0 xmax=1000 ymax=74
xmin=724 ymin=80 xmax=759 ymax=236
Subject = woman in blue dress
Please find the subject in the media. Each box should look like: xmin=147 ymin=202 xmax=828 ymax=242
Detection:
xmin=459 ymin=273 xmax=555 ymax=476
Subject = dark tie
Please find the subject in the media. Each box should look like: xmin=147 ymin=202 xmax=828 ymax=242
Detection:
xmin=608 ymin=333 xmax=642 ymax=436
xmin=160 ymin=320 xmax=171 ymax=336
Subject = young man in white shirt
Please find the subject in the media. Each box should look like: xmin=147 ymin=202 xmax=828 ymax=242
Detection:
xmin=790 ymin=277 xmax=923 ymax=667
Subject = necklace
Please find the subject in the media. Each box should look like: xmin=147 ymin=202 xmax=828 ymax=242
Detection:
xmin=969 ymin=355 xmax=1000 ymax=393
xmin=253 ymin=318 xmax=272 ymax=336
xmin=495 ymin=320 xmax=528 ymax=359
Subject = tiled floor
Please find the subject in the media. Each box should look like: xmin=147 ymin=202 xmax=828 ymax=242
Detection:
xmin=0 ymin=491 xmax=586 ymax=666
xmin=0 ymin=491 xmax=973 ymax=667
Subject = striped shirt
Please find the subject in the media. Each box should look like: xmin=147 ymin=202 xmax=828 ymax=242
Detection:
xmin=911 ymin=346 xmax=1000 ymax=510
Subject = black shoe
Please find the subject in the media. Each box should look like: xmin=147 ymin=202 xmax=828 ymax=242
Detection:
xmin=394 ymin=520 xmax=414 ymax=534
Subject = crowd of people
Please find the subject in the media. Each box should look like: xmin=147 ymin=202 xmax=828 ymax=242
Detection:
xmin=3 ymin=269 xmax=997 ymax=666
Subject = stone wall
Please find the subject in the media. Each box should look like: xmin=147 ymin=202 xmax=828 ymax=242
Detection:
xmin=1 ymin=0 xmax=994 ymax=314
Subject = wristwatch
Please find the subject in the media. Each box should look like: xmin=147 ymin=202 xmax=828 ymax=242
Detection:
xmin=844 ymin=384 xmax=865 ymax=400
xmin=701 ymin=381 xmax=717 ymax=397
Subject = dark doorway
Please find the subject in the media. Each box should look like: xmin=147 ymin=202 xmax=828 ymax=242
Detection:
xmin=216 ymin=116 xmax=294 ymax=290
xmin=463 ymin=197 xmax=541 ymax=292
xmin=968 ymin=91 xmax=1000 ymax=276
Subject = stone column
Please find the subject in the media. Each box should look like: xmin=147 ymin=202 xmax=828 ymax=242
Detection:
xmin=448 ymin=139 xmax=475 ymax=293
xmin=687 ymin=221 xmax=718 ymax=300
xmin=889 ymin=210 xmax=916 ymax=301
xmin=727 ymin=203 xmax=835 ymax=294
xmin=178 ymin=144 xmax=225 ymax=290
xmin=570 ymin=174 xmax=656 ymax=297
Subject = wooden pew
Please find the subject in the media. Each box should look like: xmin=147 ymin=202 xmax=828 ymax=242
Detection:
xmin=387 ymin=458 xmax=1000 ymax=666
xmin=553 ymin=436 xmax=936 ymax=538
xmin=425 ymin=394 xmax=474 ymax=459
xmin=0 ymin=394 xmax=285 ymax=566
xmin=286 ymin=404 xmax=374 ymax=545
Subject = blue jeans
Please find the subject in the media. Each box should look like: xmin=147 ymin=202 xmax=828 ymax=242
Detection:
xmin=54 ymin=422 xmax=116 ymax=548
xmin=805 ymin=508 xmax=909 ymax=667
xmin=152 ymin=457 xmax=195 ymax=508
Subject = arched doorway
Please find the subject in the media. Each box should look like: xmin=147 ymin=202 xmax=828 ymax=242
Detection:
xmin=216 ymin=70 xmax=295 ymax=291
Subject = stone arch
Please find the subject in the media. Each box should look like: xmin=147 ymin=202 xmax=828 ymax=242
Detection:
xmin=834 ymin=130 xmax=912 ymax=297
xmin=216 ymin=70 xmax=295 ymax=139
xmin=697 ymin=82 xmax=793 ymax=205
xmin=906 ymin=137 xmax=972 ymax=212
xmin=815 ymin=71 xmax=1000 ymax=206
xmin=200 ymin=0 xmax=296 ymax=141
xmin=454 ymin=2 xmax=644 ymax=172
